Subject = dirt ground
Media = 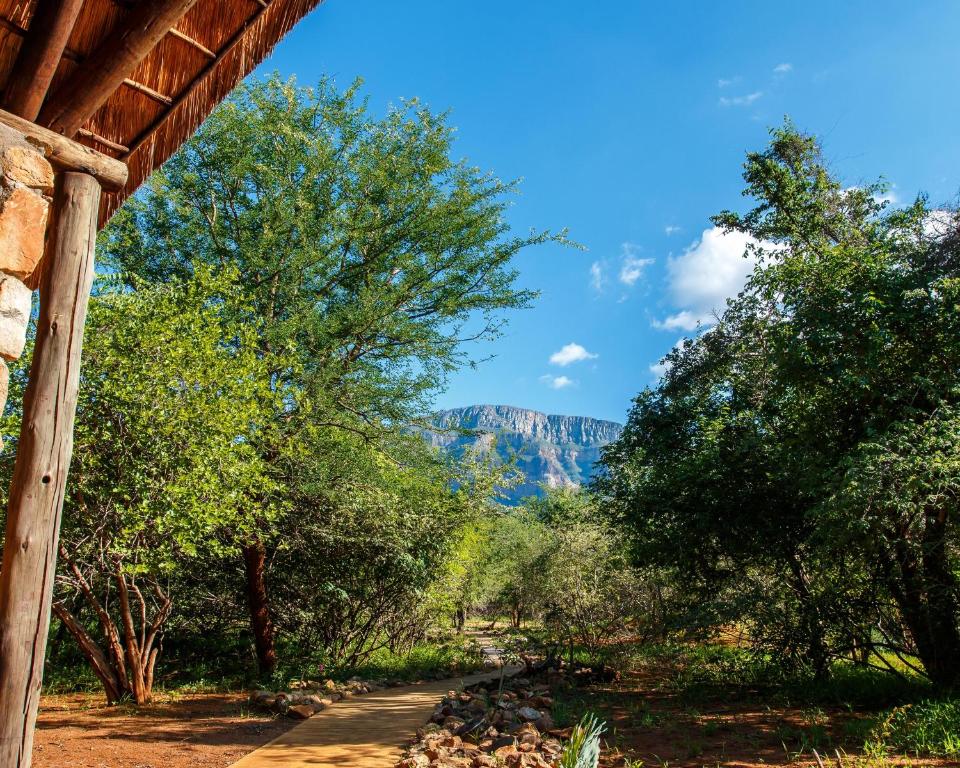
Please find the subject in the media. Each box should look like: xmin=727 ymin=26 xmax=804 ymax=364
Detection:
xmin=33 ymin=691 xmax=295 ymax=768
xmin=582 ymin=668 xmax=957 ymax=768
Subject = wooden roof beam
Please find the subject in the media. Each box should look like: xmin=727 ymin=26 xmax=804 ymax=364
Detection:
xmin=0 ymin=15 xmax=81 ymax=62
xmin=167 ymin=28 xmax=216 ymax=59
xmin=0 ymin=107 xmax=128 ymax=189
xmin=1 ymin=0 xmax=84 ymax=120
xmin=38 ymin=0 xmax=201 ymax=138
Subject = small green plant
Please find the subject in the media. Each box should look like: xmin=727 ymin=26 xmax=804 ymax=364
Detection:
xmin=864 ymin=699 xmax=960 ymax=757
xmin=560 ymin=713 xmax=606 ymax=768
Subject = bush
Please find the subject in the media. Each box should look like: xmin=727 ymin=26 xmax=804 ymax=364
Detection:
xmin=865 ymin=699 xmax=960 ymax=757
xmin=638 ymin=642 xmax=931 ymax=708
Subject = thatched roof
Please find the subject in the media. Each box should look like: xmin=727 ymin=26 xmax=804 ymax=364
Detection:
xmin=0 ymin=0 xmax=325 ymax=226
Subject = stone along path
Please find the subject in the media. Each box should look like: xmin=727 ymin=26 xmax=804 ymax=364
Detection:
xmin=228 ymin=667 xmax=517 ymax=768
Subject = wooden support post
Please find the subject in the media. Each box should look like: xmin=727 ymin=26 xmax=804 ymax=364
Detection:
xmin=0 ymin=172 xmax=100 ymax=768
xmin=1 ymin=0 xmax=85 ymax=121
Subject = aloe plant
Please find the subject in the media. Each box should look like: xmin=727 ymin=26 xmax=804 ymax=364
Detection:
xmin=559 ymin=713 xmax=606 ymax=768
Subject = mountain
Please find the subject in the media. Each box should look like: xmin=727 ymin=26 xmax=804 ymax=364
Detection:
xmin=424 ymin=405 xmax=623 ymax=503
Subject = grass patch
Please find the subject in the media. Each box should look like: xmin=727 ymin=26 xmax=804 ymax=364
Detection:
xmin=865 ymin=699 xmax=960 ymax=757
xmin=44 ymin=633 xmax=484 ymax=698
xmin=350 ymin=637 xmax=484 ymax=682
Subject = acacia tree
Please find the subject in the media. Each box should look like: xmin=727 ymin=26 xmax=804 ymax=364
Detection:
xmin=17 ymin=271 xmax=276 ymax=704
xmin=601 ymin=124 xmax=960 ymax=687
xmin=101 ymin=75 xmax=560 ymax=673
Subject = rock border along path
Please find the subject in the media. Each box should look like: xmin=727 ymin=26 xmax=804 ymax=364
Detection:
xmin=228 ymin=666 xmax=520 ymax=768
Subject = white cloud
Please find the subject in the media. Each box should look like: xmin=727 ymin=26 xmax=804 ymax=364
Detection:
xmin=618 ymin=243 xmax=654 ymax=286
xmin=773 ymin=63 xmax=793 ymax=74
xmin=649 ymin=360 xmax=671 ymax=379
xmin=652 ymin=310 xmax=710 ymax=332
xmin=589 ymin=261 xmax=605 ymax=292
xmin=653 ymin=226 xmax=764 ymax=331
xmin=549 ymin=342 xmax=598 ymax=367
xmin=664 ymin=225 xmax=681 ymax=236
xmin=620 ymin=256 xmax=653 ymax=286
xmin=540 ymin=374 xmax=575 ymax=390
xmin=719 ymin=91 xmax=763 ymax=108
xmin=717 ymin=76 xmax=741 ymax=88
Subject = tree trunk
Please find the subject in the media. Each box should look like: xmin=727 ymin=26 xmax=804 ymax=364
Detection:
xmin=0 ymin=172 xmax=100 ymax=767
xmin=787 ymin=549 xmax=829 ymax=679
xmin=888 ymin=513 xmax=960 ymax=689
xmin=51 ymin=602 xmax=122 ymax=703
xmin=54 ymin=565 xmax=171 ymax=706
xmin=242 ymin=541 xmax=277 ymax=675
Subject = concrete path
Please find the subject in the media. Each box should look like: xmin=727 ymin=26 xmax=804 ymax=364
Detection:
xmin=228 ymin=667 xmax=518 ymax=768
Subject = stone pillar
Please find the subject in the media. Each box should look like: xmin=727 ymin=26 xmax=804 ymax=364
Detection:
xmin=0 ymin=124 xmax=54 ymax=446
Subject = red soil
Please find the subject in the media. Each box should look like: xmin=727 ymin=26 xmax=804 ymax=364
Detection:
xmin=33 ymin=691 xmax=295 ymax=768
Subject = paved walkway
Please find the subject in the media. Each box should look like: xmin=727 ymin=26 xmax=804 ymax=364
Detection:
xmin=229 ymin=665 xmax=518 ymax=768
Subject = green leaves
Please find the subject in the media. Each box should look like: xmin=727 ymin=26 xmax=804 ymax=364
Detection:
xmin=601 ymin=122 xmax=960 ymax=685
xmin=101 ymin=74 xmax=555 ymax=431
xmin=64 ymin=268 xmax=278 ymax=572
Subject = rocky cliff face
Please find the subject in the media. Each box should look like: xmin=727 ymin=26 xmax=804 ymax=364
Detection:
xmin=425 ymin=405 xmax=622 ymax=503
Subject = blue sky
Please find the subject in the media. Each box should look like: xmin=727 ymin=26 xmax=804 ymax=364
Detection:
xmin=261 ymin=0 xmax=960 ymax=423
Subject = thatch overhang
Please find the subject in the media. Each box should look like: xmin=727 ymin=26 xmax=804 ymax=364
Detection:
xmin=0 ymin=0 xmax=326 ymax=227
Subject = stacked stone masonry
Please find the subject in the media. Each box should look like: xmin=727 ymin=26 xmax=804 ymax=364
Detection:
xmin=0 ymin=124 xmax=52 ymax=445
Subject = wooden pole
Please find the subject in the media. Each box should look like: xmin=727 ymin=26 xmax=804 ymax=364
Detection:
xmin=38 ymin=0 xmax=200 ymax=138
xmin=0 ymin=172 xmax=100 ymax=768
xmin=1 ymin=0 xmax=85 ymax=121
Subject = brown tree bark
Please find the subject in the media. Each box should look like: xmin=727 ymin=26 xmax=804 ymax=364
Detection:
xmin=887 ymin=513 xmax=960 ymax=690
xmin=242 ymin=541 xmax=277 ymax=675
xmin=50 ymin=602 xmax=123 ymax=704
xmin=54 ymin=557 xmax=172 ymax=705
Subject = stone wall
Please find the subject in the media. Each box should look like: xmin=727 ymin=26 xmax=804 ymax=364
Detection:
xmin=0 ymin=124 xmax=54 ymax=446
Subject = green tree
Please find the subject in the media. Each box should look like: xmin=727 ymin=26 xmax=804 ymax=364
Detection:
xmin=13 ymin=270 xmax=275 ymax=703
xmin=102 ymin=75 xmax=561 ymax=672
xmin=601 ymin=124 xmax=960 ymax=687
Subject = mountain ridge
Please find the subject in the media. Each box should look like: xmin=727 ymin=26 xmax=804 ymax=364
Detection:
xmin=425 ymin=404 xmax=623 ymax=503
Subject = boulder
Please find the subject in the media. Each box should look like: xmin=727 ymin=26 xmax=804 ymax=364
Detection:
xmin=0 ymin=146 xmax=54 ymax=192
xmin=287 ymin=704 xmax=314 ymax=720
xmin=490 ymin=735 xmax=516 ymax=751
xmin=442 ymin=716 xmax=465 ymax=732
xmin=516 ymin=707 xmax=541 ymax=722
xmin=416 ymin=723 xmax=442 ymax=739
xmin=515 ymin=723 xmax=540 ymax=746
xmin=0 ymin=187 xmax=48 ymax=282
xmin=440 ymin=758 xmax=472 ymax=768
xmin=533 ymin=714 xmax=554 ymax=732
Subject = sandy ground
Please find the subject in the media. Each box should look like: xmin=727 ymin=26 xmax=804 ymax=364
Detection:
xmin=33 ymin=691 xmax=295 ymax=768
